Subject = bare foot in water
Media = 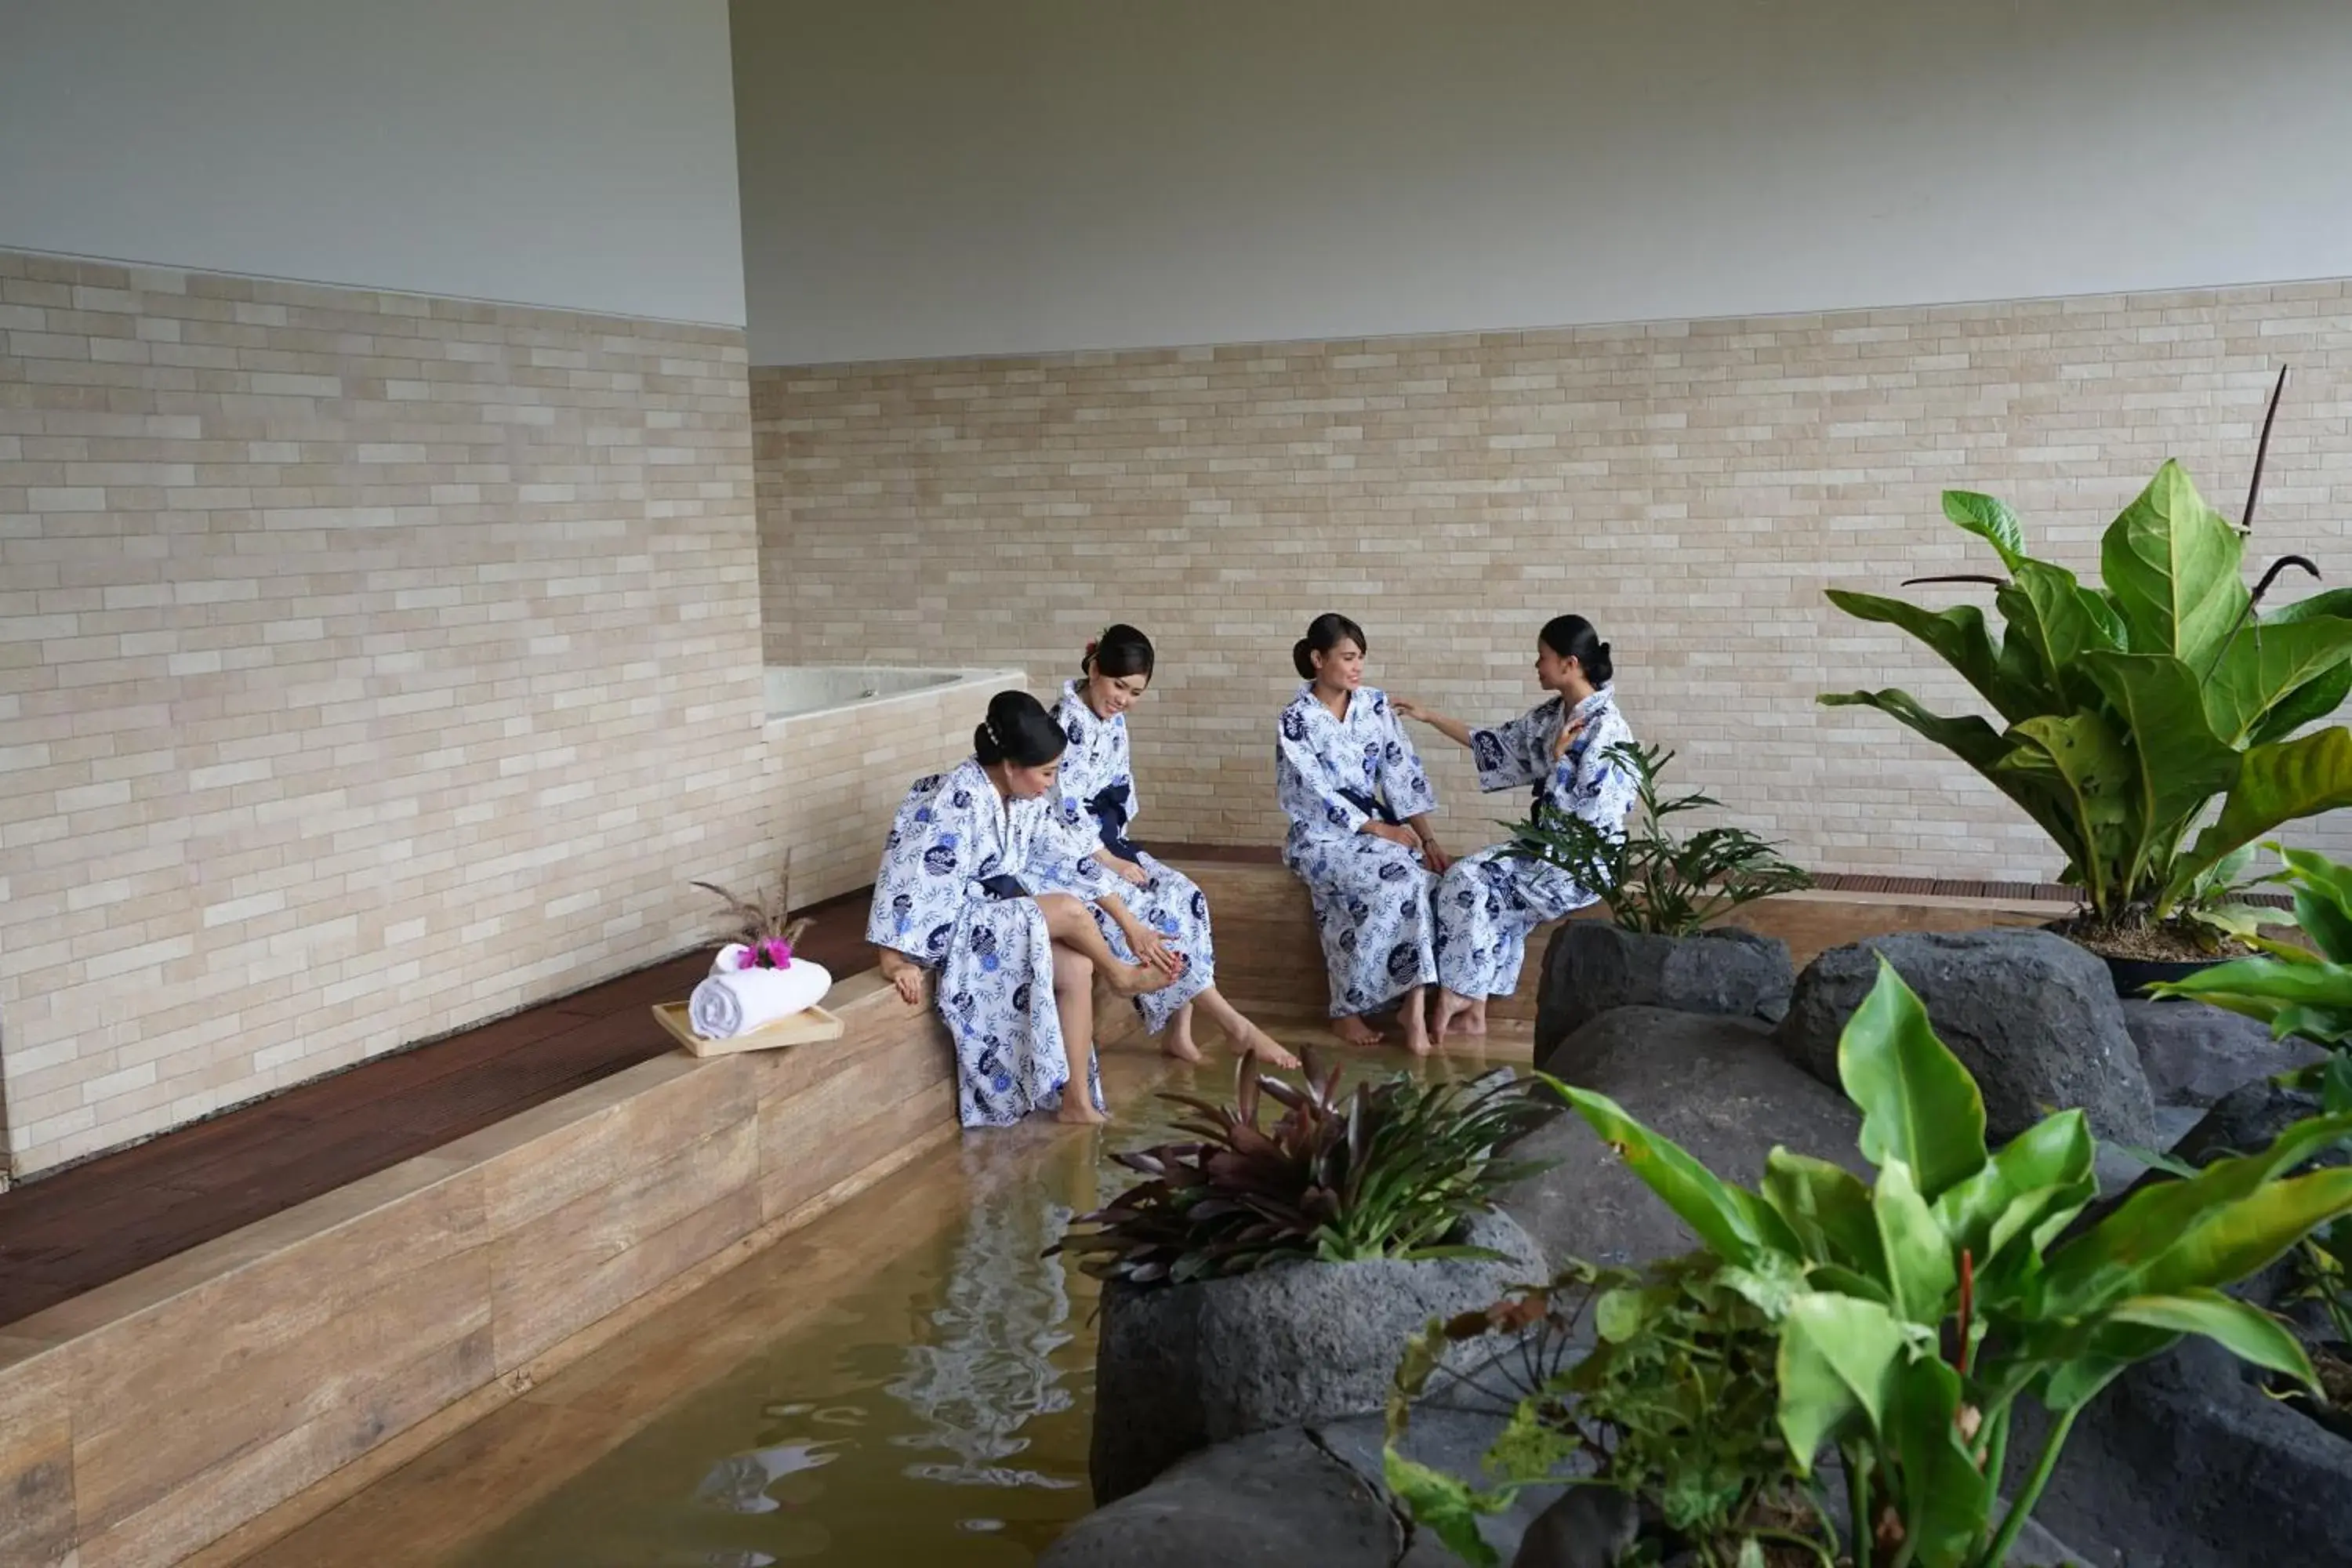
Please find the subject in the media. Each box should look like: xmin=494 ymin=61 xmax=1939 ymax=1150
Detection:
xmin=1054 ymin=1090 xmax=1107 ymax=1125
xmin=1467 ymin=999 xmax=1489 ymax=1036
xmin=1108 ymin=959 xmax=1180 ymax=997
xmin=1160 ymin=1022 xmax=1203 ymax=1063
xmin=1400 ymin=1004 xmax=1434 ymax=1059
xmin=1333 ymin=1014 xmax=1384 ymax=1048
xmin=1236 ymin=1023 xmax=1302 ymax=1072
xmin=1432 ymin=989 xmax=1478 ymax=1045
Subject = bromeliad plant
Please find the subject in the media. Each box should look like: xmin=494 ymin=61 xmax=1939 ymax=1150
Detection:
xmin=1822 ymin=397 xmax=2352 ymax=949
xmin=1504 ymin=741 xmax=1813 ymax=937
xmin=1544 ymin=959 xmax=2352 ymax=1568
xmin=1048 ymin=1052 xmax=1558 ymax=1285
xmin=1386 ymin=1254 xmax=1829 ymax=1568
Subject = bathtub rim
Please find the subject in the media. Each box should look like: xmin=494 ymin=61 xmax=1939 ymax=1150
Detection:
xmin=760 ymin=663 xmax=1027 ymax=732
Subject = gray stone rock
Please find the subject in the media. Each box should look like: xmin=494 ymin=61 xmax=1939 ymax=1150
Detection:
xmin=2122 ymin=997 xmax=2327 ymax=1109
xmin=1504 ymin=1488 xmax=1639 ymax=1568
xmin=1040 ymin=1428 xmax=1403 ymax=1568
xmin=1534 ymin=921 xmax=1795 ymax=1059
xmin=1775 ymin=927 xmax=2158 ymax=1146
xmin=2008 ymin=1335 xmax=2352 ymax=1568
xmin=1513 ymin=1008 xmax=1867 ymax=1269
xmin=1089 ymin=1209 xmax=1547 ymax=1504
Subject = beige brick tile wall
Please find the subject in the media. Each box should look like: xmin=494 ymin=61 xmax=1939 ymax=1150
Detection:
xmin=753 ymin=282 xmax=2352 ymax=877
xmin=0 ymin=249 xmax=870 ymax=1178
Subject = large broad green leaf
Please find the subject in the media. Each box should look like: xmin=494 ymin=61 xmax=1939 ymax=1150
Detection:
xmin=1872 ymin=1156 xmax=1958 ymax=1325
xmin=1996 ymin=558 xmax=2124 ymax=699
xmin=1944 ymin=488 xmax=2026 ymax=571
xmin=2202 ymin=616 xmax=2352 ymax=746
xmin=2039 ymin=1320 xmax=2183 ymax=1410
xmin=2006 ymin=712 xmax=2136 ymax=902
xmin=2099 ymin=459 xmax=2249 ymax=666
xmin=2252 ymin=664 xmax=2352 ymax=746
xmin=1545 ymin=1080 xmax=1798 ymax=1265
xmin=2042 ymin=1112 xmax=2352 ymax=1314
xmin=1761 ymin=1149 xmax=1884 ymax=1274
xmin=1823 ymin=590 xmax=2036 ymax=721
xmin=1382 ymin=1450 xmax=1505 ymax=1568
xmin=2080 ymin=652 xmax=2243 ymax=890
xmin=1836 ymin=959 xmax=1988 ymax=1201
xmin=2172 ymin=727 xmax=2352 ymax=896
xmin=1930 ymin=1109 xmax=2097 ymax=1274
xmin=2135 ymin=1167 xmax=2352 ymax=1300
xmin=2147 ymin=955 xmax=2352 ymax=1025
xmin=2110 ymin=1288 xmax=2318 ymax=1388
xmin=1820 ymin=689 xmax=2089 ymax=866
xmin=1776 ymin=1292 xmax=1912 ymax=1472
xmin=1886 ymin=1355 xmax=1993 ymax=1568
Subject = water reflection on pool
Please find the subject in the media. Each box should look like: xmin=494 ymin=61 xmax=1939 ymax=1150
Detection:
xmin=442 ymin=1051 xmax=1482 ymax=1566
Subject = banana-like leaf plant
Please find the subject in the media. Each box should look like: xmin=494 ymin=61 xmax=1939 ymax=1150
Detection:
xmin=1821 ymin=458 xmax=2352 ymax=934
xmin=1546 ymin=958 xmax=2352 ymax=1568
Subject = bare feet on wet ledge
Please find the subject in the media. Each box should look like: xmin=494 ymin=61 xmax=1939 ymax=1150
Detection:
xmin=1160 ymin=1025 xmax=1203 ymax=1063
xmin=1333 ymin=1014 xmax=1384 ymax=1048
xmin=1432 ymin=989 xmax=1479 ymax=1045
xmin=1236 ymin=1024 xmax=1301 ymax=1072
xmin=1399 ymin=1007 xmax=1433 ymax=1059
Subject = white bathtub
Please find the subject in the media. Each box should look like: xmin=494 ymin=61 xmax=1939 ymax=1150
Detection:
xmin=763 ymin=665 xmax=1017 ymax=723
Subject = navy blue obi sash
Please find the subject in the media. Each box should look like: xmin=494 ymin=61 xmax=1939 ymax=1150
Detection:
xmin=1088 ymin=783 xmax=1144 ymax=863
xmin=975 ymin=873 xmax=1029 ymax=899
xmin=1338 ymin=786 xmax=1402 ymax=827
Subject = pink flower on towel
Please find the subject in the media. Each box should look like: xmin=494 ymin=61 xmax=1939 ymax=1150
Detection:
xmin=758 ymin=937 xmax=794 ymax=969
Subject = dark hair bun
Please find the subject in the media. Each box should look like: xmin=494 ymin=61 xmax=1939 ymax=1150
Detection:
xmin=973 ymin=691 xmax=1067 ymax=768
xmin=1294 ymin=613 xmax=1367 ymax=681
xmin=1291 ymin=637 xmax=1316 ymax=680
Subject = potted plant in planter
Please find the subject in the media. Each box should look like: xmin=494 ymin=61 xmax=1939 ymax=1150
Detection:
xmin=1051 ymin=1051 xmax=1558 ymax=1504
xmin=1505 ymin=741 xmax=1813 ymax=1053
xmin=1821 ymin=428 xmax=2352 ymax=995
xmin=1508 ymin=959 xmax=2352 ymax=1567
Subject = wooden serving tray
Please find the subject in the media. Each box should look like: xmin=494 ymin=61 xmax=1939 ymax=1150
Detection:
xmin=651 ymin=999 xmax=847 ymax=1058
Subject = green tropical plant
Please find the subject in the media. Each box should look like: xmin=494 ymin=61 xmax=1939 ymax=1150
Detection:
xmin=1047 ymin=1052 xmax=1558 ymax=1284
xmin=1542 ymin=958 xmax=2352 ymax=1567
xmin=2291 ymin=1218 xmax=2352 ymax=1351
xmin=2149 ymin=844 xmax=2352 ymax=1047
xmin=1503 ymin=741 xmax=1813 ymax=936
xmin=1821 ymin=441 xmax=2352 ymax=942
xmin=1385 ymin=1254 xmax=1831 ymax=1567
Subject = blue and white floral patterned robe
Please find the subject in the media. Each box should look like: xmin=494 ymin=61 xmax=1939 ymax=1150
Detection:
xmin=1434 ymin=686 xmax=1639 ymax=999
xmin=1049 ymin=682 xmax=1216 ymax=1034
xmin=1275 ymin=684 xmax=1443 ymax=1018
xmin=867 ymin=757 xmax=1111 ymax=1127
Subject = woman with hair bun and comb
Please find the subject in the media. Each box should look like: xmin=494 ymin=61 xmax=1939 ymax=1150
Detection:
xmin=868 ymin=690 xmax=1179 ymax=1127
xmin=1396 ymin=615 xmax=1638 ymax=1044
xmin=1051 ymin=625 xmax=1301 ymax=1070
xmin=1275 ymin=612 xmax=1449 ymax=1055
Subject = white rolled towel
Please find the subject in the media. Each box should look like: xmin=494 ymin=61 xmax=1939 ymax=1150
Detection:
xmin=688 ymin=960 xmax=833 ymax=1040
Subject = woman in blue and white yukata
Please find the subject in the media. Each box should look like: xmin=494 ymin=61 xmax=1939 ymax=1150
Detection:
xmin=1276 ymin=613 xmax=1453 ymax=1057
xmin=1396 ymin=615 xmax=1639 ymax=1044
xmin=869 ymin=691 xmax=1181 ymax=1127
xmin=1051 ymin=625 xmax=1301 ymax=1070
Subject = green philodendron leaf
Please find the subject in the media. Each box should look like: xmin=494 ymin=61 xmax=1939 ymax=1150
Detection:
xmin=2148 ymin=955 xmax=2352 ymax=1015
xmin=1929 ymin=1108 xmax=2097 ymax=1272
xmin=2078 ymin=652 xmax=2243 ymax=889
xmin=2005 ymin=711 xmax=2136 ymax=896
xmin=2100 ymin=459 xmax=2250 ymax=667
xmin=2265 ymin=587 xmax=2352 ymax=626
xmin=1835 ymin=959 xmax=1988 ymax=1201
xmin=1774 ymin=1292 xmax=1912 ymax=1472
xmin=2252 ymin=662 xmax=2352 ymax=747
xmin=1818 ymin=688 xmax=2088 ymax=860
xmin=2039 ymin=1320 xmax=2183 ymax=1411
xmin=1546 ymin=1079 xmax=1798 ymax=1265
xmin=1383 ymin=1449 xmax=1506 ymax=1568
xmin=2042 ymin=1112 xmax=2352 ymax=1315
xmin=2202 ymin=615 xmax=2352 ymax=746
xmin=1872 ymin=1157 xmax=1958 ymax=1326
xmin=2173 ymin=727 xmax=2352 ymax=897
xmin=2133 ymin=1167 xmax=2352 ymax=1301
xmin=1822 ymin=590 xmax=2035 ymax=721
xmin=1944 ymin=488 xmax=2027 ymax=570
xmin=1594 ymin=1286 xmax=1644 ymax=1343
xmin=1888 ymin=1354 xmax=1992 ymax=1568
xmin=1761 ymin=1149 xmax=1885 ymax=1275
xmin=1996 ymin=557 xmax=2123 ymax=697
xmin=2109 ymin=1288 xmax=2318 ymax=1389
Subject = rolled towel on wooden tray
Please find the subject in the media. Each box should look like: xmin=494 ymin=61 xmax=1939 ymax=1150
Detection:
xmin=688 ymin=960 xmax=833 ymax=1040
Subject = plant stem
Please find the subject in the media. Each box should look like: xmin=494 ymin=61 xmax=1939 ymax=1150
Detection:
xmin=1844 ymin=1441 xmax=1875 ymax=1568
xmin=1974 ymin=1406 xmax=2077 ymax=1568
xmin=1753 ymin=1527 xmax=1839 ymax=1568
